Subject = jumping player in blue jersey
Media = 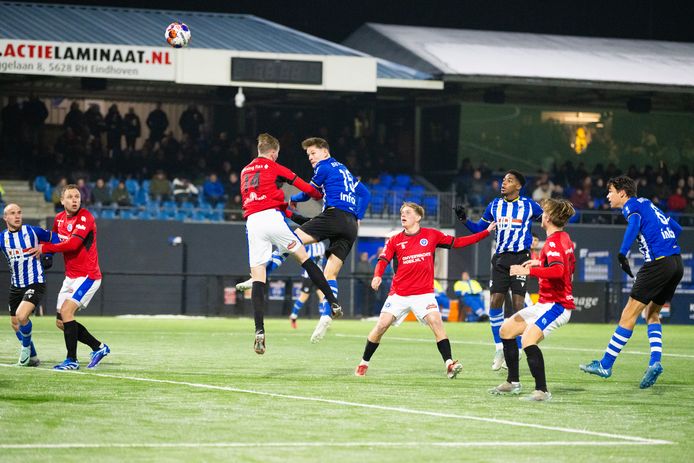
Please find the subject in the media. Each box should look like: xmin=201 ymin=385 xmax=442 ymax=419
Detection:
xmin=581 ymin=176 xmax=683 ymax=389
xmin=455 ymin=170 xmax=543 ymax=370
xmin=238 ymin=137 xmax=371 ymax=342
xmin=1 ymin=203 xmax=59 ymax=366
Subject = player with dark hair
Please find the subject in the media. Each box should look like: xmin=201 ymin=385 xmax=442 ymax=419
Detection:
xmin=355 ymin=202 xmax=495 ymax=378
xmin=240 ymin=133 xmax=342 ymax=354
xmin=30 ymin=185 xmax=110 ymax=370
xmin=489 ymin=198 xmax=576 ymax=401
xmin=238 ymin=136 xmax=371 ymax=342
xmin=455 ymin=170 xmax=543 ymax=370
xmin=1 ymin=203 xmax=59 ymax=366
xmin=580 ymin=175 xmax=683 ymax=389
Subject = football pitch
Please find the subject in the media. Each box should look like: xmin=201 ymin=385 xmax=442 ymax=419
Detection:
xmin=1 ymin=316 xmax=692 ymax=463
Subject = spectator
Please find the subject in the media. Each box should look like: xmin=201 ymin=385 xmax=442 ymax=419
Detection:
xmin=179 ymin=104 xmax=204 ymax=141
xmin=653 ymin=175 xmax=670 ymax=200
xmin=84 ymin=103 xmax=105 ymax=151
xmin=224 ymin=171 xmax=241 ymax=202
xmin=22 ymin=95 xmax=48 ymax=149
xmin=202 ymin=172 xmax=225 ymax=206
xmin=146 ymin=102 xmax=169 ymax=145
xmin=123 ymin=107 xmax=141 ymax=151
xmin=149 ymin=170 xmax=171 ymax=202
xmin=454 ymin=271 xmax=487 ymax=322
xmin=569 ymin=187 xmax=590 ymax=209
xmin=172 ymin=176 xmax=199 ymax=205
xmin=111 ymin=180 xmax=132 ymax=207
xmin=462 ymin=169 xmax=486 ymax=207
xmin=52 ymin=177 xmax=68 ymax=212
xmin=532 ymin=182 xmax=552 ymax=202
xmin=105 ymin=104 xmax=123 ymax=156
xmin=90 ymin=178 xmax=112 ymax=206
xmin=591 ymin=177 xmax=606 ymax=201
xmin=63 ymin=102 xmax=86 ymax=136
xmin=76 ymin=178 xmax=92 ymax=205
xmin=667 ymin=187 xmax=687 ymax=212
xmin=1 ymin=96 xmax=23 ymax=146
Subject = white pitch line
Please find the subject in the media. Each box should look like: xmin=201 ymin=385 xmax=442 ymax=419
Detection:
xmin=0 ymin=441 xmax=670 ymax=450
xmin=334 ymin=334 xmax=694 ymax=359
xmin=0 ymin=364 xmax=671 ymax=445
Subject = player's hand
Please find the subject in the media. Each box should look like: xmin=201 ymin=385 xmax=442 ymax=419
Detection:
xmin=617 ymin=253 xmax=634 ymax=278
xmin=371 ymin=276 xmax=382 ymax=291
xmin=290 ymin=200 xmax=298 ymax=209
xmin=27 ymin=245 xmax=42 ymax=259
xmin=521 ymin=259 xmax=541 ymax=268
xmin=453 ymin=205 xmax=467 ymax=222
xmin=41 ymin=254 xmax=53 ymax=270
xmin=510 ymin=264 xmax=530 ymax=276
xmin=486 ymin=221 xmax=497 ymax=232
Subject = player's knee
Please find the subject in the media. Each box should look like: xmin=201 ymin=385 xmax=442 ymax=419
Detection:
xmin=16 ymin=313 xmax=29 ymax=325
xmin=10 ymin=319 xmax=19 ymax=332
xmin=499 ymin=323 xmax=514 ymax=339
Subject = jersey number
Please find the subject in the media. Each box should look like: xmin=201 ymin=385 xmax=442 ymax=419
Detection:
xmin=339 ymin=168 xmax=356 ymax=193
xmin=242 ymin=172 xmax=260 ymax=193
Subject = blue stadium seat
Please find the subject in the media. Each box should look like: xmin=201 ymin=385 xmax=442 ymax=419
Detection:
xmin=108 ymin=177 xmax=120 ymax=191
xmin=125 ymin=179 xmax=139 ymax=196
xmin=394 ymin=174 xmax=412 ymax=188
xmin=134 ymin=188 xmax=149 ymax=206
xmin=119 ymin=209 xmax=133 ymax=219
xmin=423 ymin=195 xmax=439 ymax=215
xmin=44 ymin=187 xmax=53 ymax=203
xmin=33 ymin=176 xmax=48 ymax=192
xmin=370 ymin=191 xmax=386 ymax=215
xmin=175 ymin=210 xmax=189 ymax=221
xmin=209 ymin=210 xmax=224 ymax=222
xmin=141 ymin=179 xmax=150 ymax=192
xmin=378 ymin=174 xmax=394 ymax=188
xmin=193 ymin=210 xmax=208 ymax=221
xmin=100 ymin=209 xmax=116 ymax=220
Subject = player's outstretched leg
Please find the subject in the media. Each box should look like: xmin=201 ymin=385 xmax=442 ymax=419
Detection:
xmin=251 ymin=281 xmax=267 ymax=354
xmin=311 ymin=302 xmax=332 ymax=343
xmin=580 ymin=325 xmax=632 ymax=378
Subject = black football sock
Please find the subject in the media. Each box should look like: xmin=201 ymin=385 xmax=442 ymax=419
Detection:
xmin=503 ymin=338 xmax=520 ymax=383
xmin=77 ymin=322 xmax=102 ymax=351
xmin=436 ymin=339 xmax=452 ymax=363
xmin=251 ymin=281 xmax=266 ymax=333
xmin=524 ymin=344 xmax=547 ymax=392
xmin=362 ymin=340 xmax=380 ymax=362
xmin=63 ymin=320 xmax=79 ymax=361
xmin=301 ymin=260 xmax=338 ymax=305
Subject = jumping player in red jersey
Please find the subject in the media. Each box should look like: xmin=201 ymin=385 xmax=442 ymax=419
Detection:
xmin=354 ymin=202 xmax=495 ymax=378
xmin=241 ymin=133 xmax=343 ymax=355
xmin=29 ymin=184 xmax=110 ymax=370
xmin=489 ymin=198 xmax=576 ymax=401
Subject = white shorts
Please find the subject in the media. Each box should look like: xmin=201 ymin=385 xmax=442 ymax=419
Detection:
xmin=516 ymin=302 xmax=571 ymax=336
xmin=57 ymin=276 xmax=102 ymax=312
xmin=246 ymin=209 xmax=303 ymax=267
xmin=381 ymin=293 xmax=439 ymax=327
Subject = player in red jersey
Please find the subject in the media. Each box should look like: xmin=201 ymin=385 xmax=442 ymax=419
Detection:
xmin=29 ymin=184 xmax=110 ymax=370
xmin=354 ymin=202 xmax=495 ymax=378
xmin=241 ymin=133 xmax=343 ymax=354
xmin=489 ymin=198 xmax=576 ymax=401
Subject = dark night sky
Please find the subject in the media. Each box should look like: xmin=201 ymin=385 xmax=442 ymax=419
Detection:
xmin=15 ymin=0 xmax=694 ymax=44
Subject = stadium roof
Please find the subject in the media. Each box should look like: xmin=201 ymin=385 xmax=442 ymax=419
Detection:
xmin=0 ymin=2 xmax=442 ymax=90
xmin=344 ymin=23 xmax=694 ymax=91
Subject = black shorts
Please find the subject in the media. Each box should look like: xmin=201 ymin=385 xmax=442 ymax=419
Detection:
xmin=8 ymin=283 xmax=46 ymax=316
xmin=631 ymin=254 xmax=684 ymax=305
xmin=300 ymin=207 xmax=358 ymax=262
xmin=300 ymin=277 xmax=314 ymax=294
xmin=490 ymin=250 xmax=531 ymax=295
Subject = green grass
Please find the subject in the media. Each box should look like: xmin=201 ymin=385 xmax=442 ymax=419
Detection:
xmin=1 ymin=316 xmax=693 ymax=462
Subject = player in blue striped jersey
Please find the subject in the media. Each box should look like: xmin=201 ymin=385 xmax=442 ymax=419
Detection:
xmin=581 ymin=176 xmax=683 ymax=388
xmin=455 ymin=170 xmax=543 ymax=370
xmin=238 ymin=137 xmax=370 ymax=340
xmin=1 ymin=203 xmax=59 ymax=366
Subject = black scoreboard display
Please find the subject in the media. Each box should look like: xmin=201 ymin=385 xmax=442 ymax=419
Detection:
xmin=231 ymin=57 xmax=323 ymax=85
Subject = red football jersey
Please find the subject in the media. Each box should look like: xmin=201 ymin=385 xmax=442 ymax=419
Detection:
xmin=49 ymin=208 xmax=102 ymax=280
xmin=531 ymin=231 xmax=575 ymax=309
xmin=377 ymin=228 xmax=455 ymax=297
xmin=240 ymin=157 xmax=300 ymax=218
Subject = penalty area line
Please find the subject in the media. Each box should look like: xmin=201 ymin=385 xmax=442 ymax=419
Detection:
xmin=0 ymin=363 xmax=671 ymax=445
xmin=0 ymin=440 xmax=672 ymax=450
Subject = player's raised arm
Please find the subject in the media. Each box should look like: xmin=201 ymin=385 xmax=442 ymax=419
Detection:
xmin=277 ymin=165 xmax=322 ymax=201
xmin=455 ymin=203 xmax=493 ymax=233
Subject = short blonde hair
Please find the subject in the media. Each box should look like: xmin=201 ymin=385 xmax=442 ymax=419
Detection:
xmin=541 ymin=198 xmax=575 ymax=228
xmin=61 ymin=184 xmax=80 ymax=199
xmin=400 ymin=202 xmax=424 ymax=218
xmin=301 ymin=137 xmax=330 ymax=151
xmin=257 ymin=133 xmax=279 ymax=154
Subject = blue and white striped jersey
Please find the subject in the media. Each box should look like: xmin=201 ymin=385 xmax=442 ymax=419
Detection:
xmin=301 ymin=241 xmax=327 ymax=278
xmin=621 ymin=197 xmax=680 ymax=262
xmin=481 ymin=196 xmax=543 ymax=254
xmin=0 ymin=225 xmax=54 ymax=288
